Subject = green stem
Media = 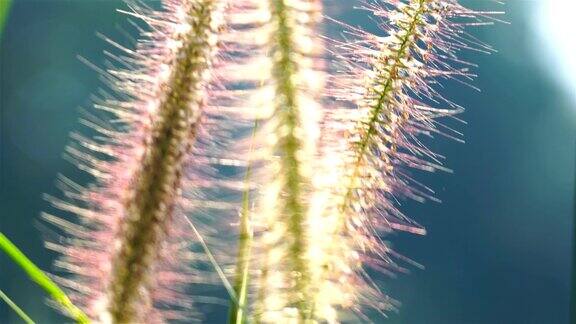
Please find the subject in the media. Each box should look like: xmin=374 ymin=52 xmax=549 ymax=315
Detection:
xmin=0 ymin=233 xmax=89 ymax=323
xmin=229 ymin=120 xmax=258 ymax=324
xmin=0 ymin=0 xmax=12 ymax=40
xmin=0 ymin=289 xmax=35 ymax=324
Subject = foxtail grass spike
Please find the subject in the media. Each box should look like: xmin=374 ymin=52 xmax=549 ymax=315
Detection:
xmin=44 ymin=0 xmax=226 ymax=322
xmin=247 ymin=0 xmax=327 ymax=322
xmin=323 ymin=0 xmax=502 ymax=317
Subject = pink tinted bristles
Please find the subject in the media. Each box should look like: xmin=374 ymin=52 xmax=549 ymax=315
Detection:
xmin=44 ymin=0 xmax=227 ymax=322
xmin=323 ymin=0 xmax=502 ymax=318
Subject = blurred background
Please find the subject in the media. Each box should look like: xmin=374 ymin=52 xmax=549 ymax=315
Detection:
xmin=0 ymin=0 xmax=574 ymax=323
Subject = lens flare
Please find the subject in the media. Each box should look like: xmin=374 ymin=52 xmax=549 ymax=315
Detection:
xmin=535 ymin=0 xmax=576 ymax=100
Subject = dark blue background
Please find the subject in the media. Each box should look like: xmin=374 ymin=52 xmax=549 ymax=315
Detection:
xmin=1 ymin=1 xmax=574 ymax=323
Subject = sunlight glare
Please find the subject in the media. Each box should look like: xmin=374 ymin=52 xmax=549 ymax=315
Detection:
xmin=535 ymin=0 xmax=576 ymax=100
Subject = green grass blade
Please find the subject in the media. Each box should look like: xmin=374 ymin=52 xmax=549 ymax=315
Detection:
xmin=228 ymin=193 xmax=253 ymax=324
xmin=0 ymin=233 xmax=90 ymax=323
xmin=0 ymin=288 xmax=35 ymax=324
xmin=184 ymin=215 xmax=238 ymax=305
xmin=0 ymin=0 xmax=12 ymax=38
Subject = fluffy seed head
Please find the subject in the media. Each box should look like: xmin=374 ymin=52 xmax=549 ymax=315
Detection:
xmin=44 ymin=0 xmax=226 ymax=322
xmin=319 ymin=0 xmax=502 ymax=318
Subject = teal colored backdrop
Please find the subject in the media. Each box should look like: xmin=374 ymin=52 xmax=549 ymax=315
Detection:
xmin=1 ymin=1 xmax=574 ymax=323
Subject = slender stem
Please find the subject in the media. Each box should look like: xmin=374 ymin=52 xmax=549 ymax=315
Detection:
xmin=0 ymin=0 xmax=11 ymax=39
xmin=229 ymin=120 xmax=258 ymax=324
xmin=0 ymin=289 xmax=35 ymax=324
xmin=185 ymin=215 xmax=237 ymax=304
xmin=0 ymin=233 xmax=89 ymax=323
